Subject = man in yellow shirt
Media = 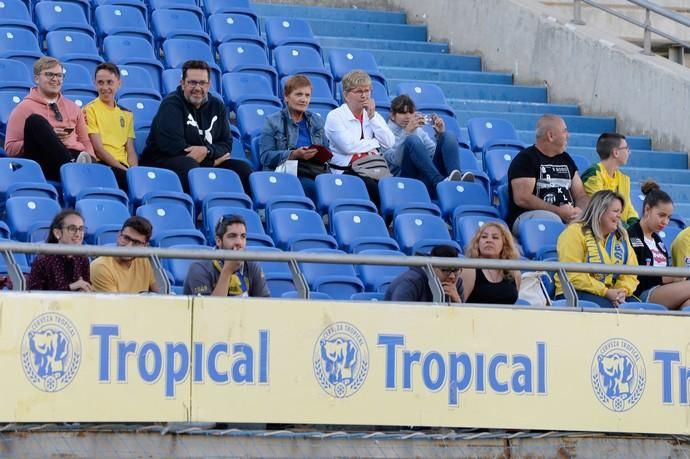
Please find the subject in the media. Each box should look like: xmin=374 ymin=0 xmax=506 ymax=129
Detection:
xmin=581 ymin=133 xmax=638 ymax=227
xmin=83 ymin=62 xmax=137 ymax=191
xmin=90 ymin=216 xmax=159 ymax=293
xmin=671 ymin=227 xmax=690 ymax=268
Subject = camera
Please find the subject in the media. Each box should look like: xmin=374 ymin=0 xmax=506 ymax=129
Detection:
xmin=423 ymin=114 xmax=434 ymax=125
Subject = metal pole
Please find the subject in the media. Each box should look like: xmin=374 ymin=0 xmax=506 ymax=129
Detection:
xmin=572 ymin=0 xmax=586 ymax=25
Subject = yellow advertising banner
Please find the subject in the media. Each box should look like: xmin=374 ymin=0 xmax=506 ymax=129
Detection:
xmin=0 ymin=292 xmax=191 ymax=422
xmin=3 ymin=292 xmax=690 ymax=434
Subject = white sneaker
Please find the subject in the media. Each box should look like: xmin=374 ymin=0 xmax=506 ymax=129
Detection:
xmin=444 ymin=169 xmax=462 ymax=181
xmin=76 ymin=152 xmax=92 ymax=164
xmin=460 ymin=171 xmax=475 ymax=182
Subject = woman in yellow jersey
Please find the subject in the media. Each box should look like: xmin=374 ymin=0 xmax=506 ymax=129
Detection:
xmin=555 ymin=190 xmax=639 ymax=308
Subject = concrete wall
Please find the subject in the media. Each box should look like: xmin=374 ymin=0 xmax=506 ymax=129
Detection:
xmin=262 ymin=0 xmax=690 ymax=152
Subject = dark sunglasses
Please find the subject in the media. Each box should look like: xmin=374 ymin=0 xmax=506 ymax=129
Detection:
xmin=49 ymin=102 xmax=63 ymax=122
xmin=439 ymin=267 xmax=461 ymax=275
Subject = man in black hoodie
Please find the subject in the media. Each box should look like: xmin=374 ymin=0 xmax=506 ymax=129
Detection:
xmin=141 ymin=60 xmax=252 ymax=192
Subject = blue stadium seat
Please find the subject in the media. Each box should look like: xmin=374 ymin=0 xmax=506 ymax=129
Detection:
xmin=454 ymin=215 xmax=506 ymax=251
xmin=395 ymin=82 xmax=454 ymax=118
xmin=75 ymin=198 xmax=131 ymax=244
xmin=0 ymin=158 xmax=58 ymax=204
xmin=117 ymin=65 xmax=161 ymax=101
xmin=551 ymin=298 xmax=601 ymax=309
xmin=495 ymin=183 xmax=509 ymax=221
xmin=273 ymin=45 xmax=333 ymax=95
xmin=570 ymin=153 xmax=590 ymax=173
xmin=435 ymin=181 xmax=499 ymax=221
xmin=659 ymin=226 xmax=683 ymax=251
xmin=314 ymin=173 xmax=377 ymax=220
xmin=46 ymin=31 xmax=103 ymax=77
xmin=0 ymin=237 xmax=31 ymax=275
xmin=135 ymin=202 xmax=205 ymax=247
xmin=5 ymin=196 xmax=61 ymax=242
xmin=457 ymin=147 xmax=490 ymax=193
xmin=282 ymin=290 xmax=331 ymax=300
xmin=246 ymin=246 xmax=297 ymax=297
xmin=103 ymin=35 xmax=164 ymax=93
xmin=164 ymin=243 xmax=214 ymax=289
xmin=350 ymin=292 xmax=385 ymax=301
xmin=35 ymin=2 xmax=95 ymax=42
xmin=264 ymin=18 xmax=321 ymax=55
xmin=134 ymin=129 xmax=148 ymax=157
xmin=484 ymin=148 xmax=520 ymax=190
xmin=298 ymin=248 xmax=364 ymax=299
xmin=517 ymin=219 xmax=565 ymax=260
xmin=269 ymin=208 xmax=336 ymax=251
xmin=207 ymin=13 xmax=265 ymax=50
xmin=221 ymin=73 xmax=281 ymax=112
xmin=218 ymin=42 xmax=278 ymax=93
xmin=0 ymin=0 xmax=38 ymax=38
xmin=619 ymin=302 xmax=668 ymax=311
xmin=378 ymin=177 xmax=441 ymax=221
xmin=60 ymin=163 xmax=129 ymax=208
xmin=161 ymin=38 xmax=221 ymax=94
xmin=0 ymin=28 xmax=44 ymax=71
xmin=249 ymin=135 xmax=261 ymax=171
xmin=61 ymin=62 xmax=98 ymax=101
xmin=331 ymin=211 xmax=399 ymax=253
xmin=249 ymin=171 xmax=315 ymax=216
xmin=202 ymin=0 xmax=257 ymax=25
xmin=328 ymin=49 xmax=386 ymax=88
xmin=0 ymin=91 xmax=26 ymax=142
xmin=148 ymin=0 xmax=204 ymax=27
xmin=187 ymin=167 xmax=253 ymax=219
xmin=126 ymin=166 xmax=194 ymax=216
xmin=0 ymin=58 xmax=33 ymax=92
xmin=92 ymin=0 xmax=148 ymax=23
xmin=204 ymin=206 xmax=273 ymax=247
xmin=393 ymin=213 xmax=461 ymax=255
xmin=236 ymin=103 xmax=281 ymax=148
xmin=36 ymin=0 xmax=91 ymax=21
xmin=93 ymin=5 xmax=153 ymax=46
xmin=151 ymin=9 xmax=210 ymax=48
xmin=117 ymin=98 xmax=160 ymax=131
xmin=466 ymin=117 xmax=524 ymax=153
xmin=371 ymin=79 xmax=391 ymax=111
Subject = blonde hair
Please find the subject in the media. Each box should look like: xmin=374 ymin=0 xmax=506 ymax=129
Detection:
xmin=465 ymin=222 xmax=519 ymax=280
xmin=577 ymin=190 xmax=627 ymax=241
xmin=33 ymin=56 xmax=62 ymax=76
xmin=341 ymin=70 xmax=371 ymax=94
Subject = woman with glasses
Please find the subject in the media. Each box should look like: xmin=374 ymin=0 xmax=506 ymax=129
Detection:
xmin=627 ymin=181 xmax=690 ymax=309
xmin=259 ymin=75 xmax=330 ymax=201
xmin=555 ymin=190 xmax=639 ymax=308
xmin=460 ymin=222 xmax=521 ymax=304
xmin=27 ymin=209 xmax=93 ymax=292
xmin=4 ymin=56 xmax=95 ymax=181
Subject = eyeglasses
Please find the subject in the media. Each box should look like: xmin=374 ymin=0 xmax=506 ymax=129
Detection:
xmin=349 ymin=88 xmax=371 ymax=96
xmin=439 ymin=267 xmax=461 ymax=275
xmin=119 ymin=233 xmax=147 ymax=247
xmin=62 ymin=225 xmax=86 ymax=234
xmin=185 ymin=80 xmax=210 ymax=88
xmin=49 ymin=103 xmax=63 ymax=122
xmin=616 ymin=145 xmax=630 ymax=152
xmin=42 ymin=71 xmax=64 ymax=80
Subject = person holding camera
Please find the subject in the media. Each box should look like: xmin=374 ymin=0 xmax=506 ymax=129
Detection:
xmin=383 ymin=95 xmax=473 ymax=197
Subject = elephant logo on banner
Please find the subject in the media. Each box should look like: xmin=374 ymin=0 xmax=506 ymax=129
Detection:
xmin=313 ymin=322 xmax=369 ymax=399
xmin=21 ymin=313 xmax=81 ymax=393
xmin=591 ymin=338 xmax=646 ymax=412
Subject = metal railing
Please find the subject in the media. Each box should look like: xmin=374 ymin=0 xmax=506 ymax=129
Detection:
xmin=572 ymin=0 xmax=690 ymax=63
xmin=2 ymin=240 xmax=689 ymax=310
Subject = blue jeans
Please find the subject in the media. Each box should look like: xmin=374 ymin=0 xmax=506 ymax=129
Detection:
xmin=399 ymin=132 xmax=461 ymax=196
xmin=556 ymin=290 xmax=640 ymax=308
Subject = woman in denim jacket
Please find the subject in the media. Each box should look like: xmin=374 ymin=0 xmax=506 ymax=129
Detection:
xmin=259 ymin=75 xmax=329 ymax=200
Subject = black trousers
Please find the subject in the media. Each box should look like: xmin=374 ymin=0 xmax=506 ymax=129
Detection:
xmin=145 ymin=154 xmax=253 ymax=194
xmin=22 ymin=114 xmax=79 ymax=181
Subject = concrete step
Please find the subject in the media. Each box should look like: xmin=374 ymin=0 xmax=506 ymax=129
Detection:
xmin=318 ymin=37 xmax=449 ymax=54
xmin=388 ymin=78 xmax=547 ymax=103
xmin=623 ymin=166 xmax=690 ymax=183
xmin=324 ymin=47 xmax=481 ymax=71
xmin=448 ymin=99 xmax=580 ymax=116
xmin=517 ymin=131 xmax=652 ymax=150
xmin=253 ymin=3 xmax=407 ymax=24
xmin=305 ymin=20 xmax=427 ymax=42
xmin=454 ymin=111 xmax=615 ymax=134
xmin=569 ymin=147 xmax=687 ymax=169
xmin=381 ymin=66 xmax=510 ymax=85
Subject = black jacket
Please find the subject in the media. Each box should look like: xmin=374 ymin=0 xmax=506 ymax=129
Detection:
xmin=627 ymin=222 xmax=668 ymax=296
xmin=142 ymin=86 xmax=230 ymax=163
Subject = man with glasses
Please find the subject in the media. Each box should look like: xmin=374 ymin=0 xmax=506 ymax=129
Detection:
xmin=581 ymin=133 xmax=638 ymax=227
xmin=141 ymin=60 xmax=252 ymax=193
xmin=90 ymin=216 xmax=160 ymax=293
xmin=4 ymin=56 xmax=96 ymax=181
xmin=384 ymin=245 xmax=464 ymax=303
xmin=184 ymin=214 xmax=269 ymax=298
